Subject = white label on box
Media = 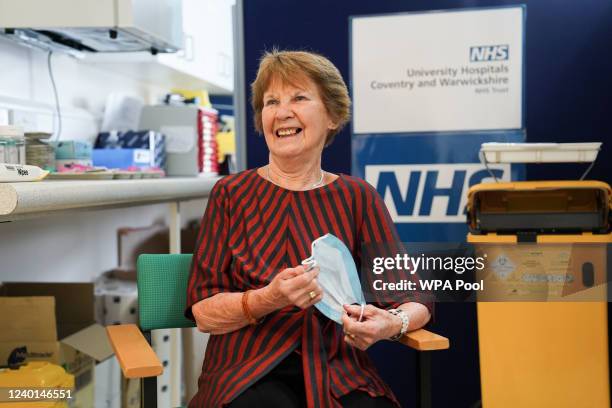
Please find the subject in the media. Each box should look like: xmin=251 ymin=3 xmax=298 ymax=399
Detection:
xmin=133 ymin=149 xmax=151 ymax=164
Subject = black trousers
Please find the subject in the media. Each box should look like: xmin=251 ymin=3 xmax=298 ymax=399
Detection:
xmin=228 ymin=351 xmax=397 ymax=408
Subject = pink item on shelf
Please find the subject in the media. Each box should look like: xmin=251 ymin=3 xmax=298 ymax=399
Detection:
xmin=56 ymin=163 xmax=97 ymax=172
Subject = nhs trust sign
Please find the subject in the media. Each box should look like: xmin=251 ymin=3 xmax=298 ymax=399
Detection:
xmin=365 ymin=163 xmax=510 ymax=223
xmin=469 ymin=44 xmax=509 ymax=62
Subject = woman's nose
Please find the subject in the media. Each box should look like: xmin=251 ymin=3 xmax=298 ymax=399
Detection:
xmin=275 ymin=101 xmax=295 ymax=120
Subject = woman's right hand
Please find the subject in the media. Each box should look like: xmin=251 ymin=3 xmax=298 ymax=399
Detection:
xmin=262 ymin=265 xmax=323 ymax=310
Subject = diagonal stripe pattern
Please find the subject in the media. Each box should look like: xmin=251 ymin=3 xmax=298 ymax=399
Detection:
xmin=185 ymin=169 xmax=432 ymax=407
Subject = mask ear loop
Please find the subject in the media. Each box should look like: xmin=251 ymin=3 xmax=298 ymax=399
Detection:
xmin=358 ymin=304 xmax=365 ymax=322
xmin=301 ymin=237 xmax=323 ymax=272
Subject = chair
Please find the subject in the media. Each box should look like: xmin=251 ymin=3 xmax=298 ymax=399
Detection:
xmin=106 ymin=254 xmax=449 ymax=408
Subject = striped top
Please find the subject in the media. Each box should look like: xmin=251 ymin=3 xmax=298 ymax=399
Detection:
xmin=185 ymin=168 xmax=431 ymax=407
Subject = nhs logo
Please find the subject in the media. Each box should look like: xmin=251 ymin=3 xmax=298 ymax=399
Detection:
xmin=366 ymin=163 xmax=510 ymax=223
xmin=470 ymin=45 xmax=509 ymax=62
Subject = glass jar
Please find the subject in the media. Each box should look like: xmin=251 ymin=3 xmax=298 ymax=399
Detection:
xmin=0 ymin=126 xmax=24 ymax=164
xmin=6 ymin=138 xmax=17 ymax=164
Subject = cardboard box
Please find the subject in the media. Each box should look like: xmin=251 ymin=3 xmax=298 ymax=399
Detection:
xmin=116 ymin=222 xmax=200 ymax=273
xmin=95 ymin=356 xmax=121 ymax=408
xmin=139 ymin=105 xmax=200 ymax=176
xmin=0 ymin=283 xmax=114 ymax=408
xmin=121 ymin=377 xmax=140 ymax=408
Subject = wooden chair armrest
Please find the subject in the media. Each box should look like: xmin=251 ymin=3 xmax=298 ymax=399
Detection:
xmin=399 ymin=328 xmax=449 ymax=351
xmin=106 ymin=324 xmax=163 ymax=378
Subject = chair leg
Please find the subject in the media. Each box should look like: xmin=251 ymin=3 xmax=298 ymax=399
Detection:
xmin=142 ymin=331 xmax=158 ymax=408
xmin=416 ymin=351 xmax=432 ymax=408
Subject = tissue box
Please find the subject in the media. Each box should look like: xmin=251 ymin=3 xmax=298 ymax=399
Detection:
xmin=95 ymin=130 xmax=166 ymax=169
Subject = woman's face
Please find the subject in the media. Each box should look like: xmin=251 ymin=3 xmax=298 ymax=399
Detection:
xmin=261 ymin=75 xmax=337 ymax=161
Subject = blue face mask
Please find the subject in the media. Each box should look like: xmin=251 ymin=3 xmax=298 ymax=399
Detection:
xmin=302 ymin=234 xmax=365 ymax=324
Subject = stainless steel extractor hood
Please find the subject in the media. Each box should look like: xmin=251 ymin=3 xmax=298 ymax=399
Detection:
xmin=0 ymin=0 xmax=183 ymax=55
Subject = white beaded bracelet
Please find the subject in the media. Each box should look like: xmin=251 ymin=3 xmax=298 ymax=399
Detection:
xmin=387 ymin=308 xmax=410 ymax=341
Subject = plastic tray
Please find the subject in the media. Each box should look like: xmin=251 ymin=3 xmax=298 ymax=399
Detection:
xmin=481 ymin=142 xmax=601 ymax=163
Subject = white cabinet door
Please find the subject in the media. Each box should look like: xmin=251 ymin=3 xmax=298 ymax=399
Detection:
xmin=158 ymin=0 xmax=234 ymax=93
xmin=188 ymin=0 xmax=234 ymax=92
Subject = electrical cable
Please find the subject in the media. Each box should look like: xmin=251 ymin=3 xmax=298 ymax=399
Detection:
xmin=580 ymin=160 xmax=596 ymax=180
xmin=480 ymin=151 xmax=499 ymax=183
xmin=47 ymin=51 xmax=62 ymax=141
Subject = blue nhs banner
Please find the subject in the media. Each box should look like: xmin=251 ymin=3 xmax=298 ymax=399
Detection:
xmin=365 ymin=163 xmax=509 ymax=223
xmin=352 ymin=132 xmax=524 ymax=241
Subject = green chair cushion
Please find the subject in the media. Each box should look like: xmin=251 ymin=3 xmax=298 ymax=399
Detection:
xmin=137 ymin=254 xmax=196 ymax=331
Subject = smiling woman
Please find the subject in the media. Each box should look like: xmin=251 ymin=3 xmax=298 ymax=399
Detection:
xmin=249 ymin=50 xmax=351 ymax=190
xmin=184 ymin=49 xmax=432 ymax=408
xmin=259 ymin=76 xmax=333 ymax=166
xmin=251 ymin=50 xmax=350 ymax=145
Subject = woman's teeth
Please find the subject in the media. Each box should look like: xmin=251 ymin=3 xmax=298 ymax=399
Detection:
xmin=276 ymin=128 xmax=302 ymax=137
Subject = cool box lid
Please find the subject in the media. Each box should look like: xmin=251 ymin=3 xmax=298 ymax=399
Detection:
xmin=466 ymin=181 xmax=612 ymax=234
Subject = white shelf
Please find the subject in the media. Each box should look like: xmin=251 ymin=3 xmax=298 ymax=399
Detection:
xmin=0 ymin=176 xmax=220 ymax=221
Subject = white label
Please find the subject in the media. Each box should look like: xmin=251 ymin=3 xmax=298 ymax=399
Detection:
xmin=491 ymin=254 xmax=516 ymax=280
xmin=133 ymin=149 xmax=151 ymax=164
xmin=352 ymin=7 xmax=524 ymax=133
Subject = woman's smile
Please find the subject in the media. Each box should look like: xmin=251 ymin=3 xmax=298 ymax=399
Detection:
xmin=275 ymin=127 xmax=303 ymax=137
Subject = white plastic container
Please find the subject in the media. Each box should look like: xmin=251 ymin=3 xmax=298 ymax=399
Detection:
xmin=480 ymin=142 xmax=601 ymax=163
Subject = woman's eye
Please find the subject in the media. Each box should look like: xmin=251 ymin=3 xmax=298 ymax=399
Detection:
xmin=265 ymin=99 xmax=278 ymax=106
xmin=295 ymin=95 xmax=307 ymax=101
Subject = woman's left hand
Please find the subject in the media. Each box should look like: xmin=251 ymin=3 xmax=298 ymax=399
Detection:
xmin=341 ymin=304 xmax=403 ymax=351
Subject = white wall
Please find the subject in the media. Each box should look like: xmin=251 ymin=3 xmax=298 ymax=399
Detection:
xmin=0 ymin=38 xmax=206 ymax=283
xmin=0 ymin=37 xmax=166 ymax=121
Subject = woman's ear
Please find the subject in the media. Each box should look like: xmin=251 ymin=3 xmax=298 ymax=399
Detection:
xmin=327 ymin=120 xmax=339 ymax=131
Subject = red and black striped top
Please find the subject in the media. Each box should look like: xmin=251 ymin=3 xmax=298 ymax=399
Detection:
xmin=186 ymin=168 xmax=431 ymax=407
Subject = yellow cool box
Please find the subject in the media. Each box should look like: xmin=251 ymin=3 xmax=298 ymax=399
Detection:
xmin=467 ymin=180 xmax=612 ymax=408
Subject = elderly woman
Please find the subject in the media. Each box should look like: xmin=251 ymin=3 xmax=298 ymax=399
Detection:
xmin=185 ymin=50 xmax=432 ymax=407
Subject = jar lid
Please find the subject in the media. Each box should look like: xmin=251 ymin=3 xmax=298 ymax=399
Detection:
xmin=0 ymin=125 xmax=25 ymax=138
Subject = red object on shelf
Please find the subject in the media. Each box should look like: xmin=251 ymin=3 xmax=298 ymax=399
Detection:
xmin=197 ymin=108 xmax=219 ymax=175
